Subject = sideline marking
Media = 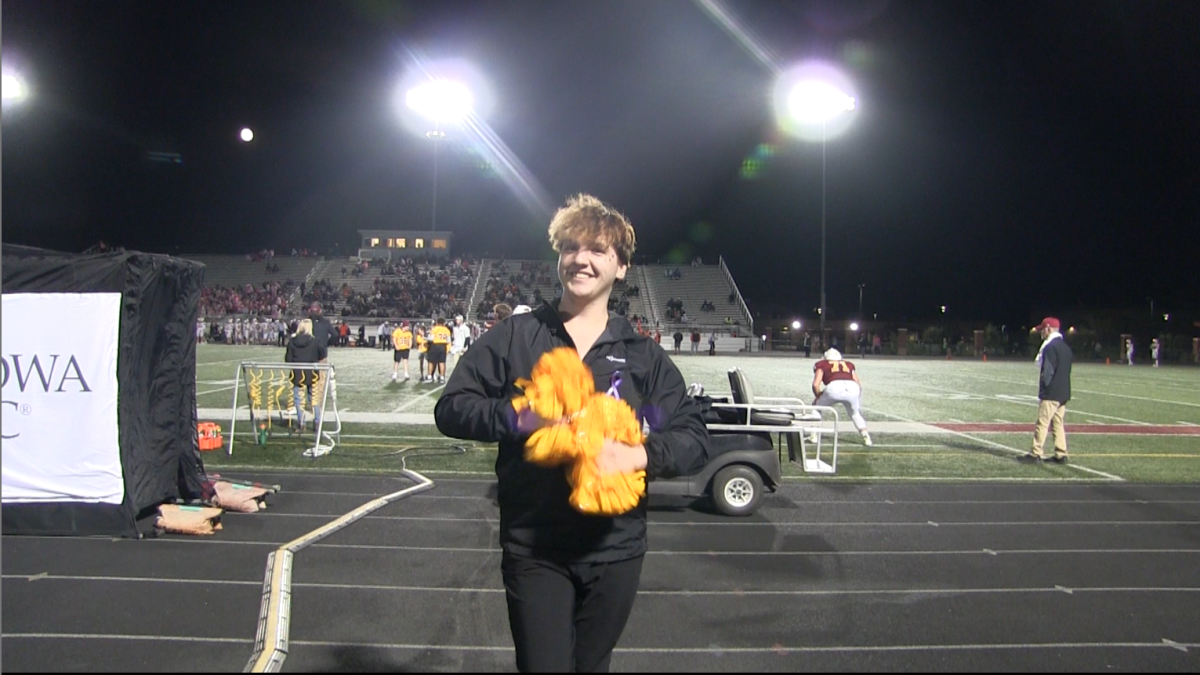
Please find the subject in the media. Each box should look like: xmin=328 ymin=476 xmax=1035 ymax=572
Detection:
xmin=961 ymin=372 xmax=1200 ymax=409
xmin=864 ymin=407 xmax=1125 ymax=482
xmin=934 ymin=423 xmax=1200 ymax=436
xmin=391 ymin=385 xmax=444 ymax=413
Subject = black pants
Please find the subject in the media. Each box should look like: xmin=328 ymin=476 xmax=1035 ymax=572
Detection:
xmin=502 ymin=551 xmax=643 ymax=673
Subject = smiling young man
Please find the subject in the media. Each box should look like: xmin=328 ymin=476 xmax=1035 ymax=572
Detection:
xmin=435 ymin=193 xmax=709 ymax=673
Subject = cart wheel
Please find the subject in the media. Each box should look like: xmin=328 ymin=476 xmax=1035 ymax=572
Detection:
xmin=712 ymin=465 xmax=763 ymax=517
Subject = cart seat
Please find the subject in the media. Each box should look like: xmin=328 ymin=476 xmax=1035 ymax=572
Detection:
xmin=728 ymin=367 xmax=797 ymax=426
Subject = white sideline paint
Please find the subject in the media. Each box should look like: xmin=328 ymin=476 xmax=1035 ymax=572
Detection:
xmin=199 ymin=408 xmax=436 ymax=425
xmin=911 ymin=382 xmax=1152 ymax=426
xmin=862 ymin=407 xmax=1125 ymax=482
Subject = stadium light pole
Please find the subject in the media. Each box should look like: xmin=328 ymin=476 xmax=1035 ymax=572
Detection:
xmin=858 ymin=283 xmax=865 ymax=321
xmin=406 ymin=79 xmax=473 ymax=235
xmin=785 ymin=79 xmax=856 ymax=337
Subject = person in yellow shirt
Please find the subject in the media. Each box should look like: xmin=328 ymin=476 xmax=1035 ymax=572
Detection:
xmin=391 ymin=321 xmax=414 ymax=382
xmin=428 ymin=317 xmax=452 ymax=383
xmin=414 ymin=325 xmax=430 ymax=382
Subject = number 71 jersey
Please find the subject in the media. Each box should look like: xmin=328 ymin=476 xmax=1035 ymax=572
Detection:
xmin=815 ymin=358 xmax=856 ymax=385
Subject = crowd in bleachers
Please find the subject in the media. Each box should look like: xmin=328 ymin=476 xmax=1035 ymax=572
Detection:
xmin=198 ymin=281 xmax=293 ymax=318
xmin=306 ymin=255 xmax=477 ymax=320
xmin=474 ymin=259 xmax=556 ymax=318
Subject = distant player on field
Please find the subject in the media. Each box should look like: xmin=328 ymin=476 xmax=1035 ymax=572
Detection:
xmin=811 ymin=348 xmax=873 ymax=447
xmin=391 ymin=321 xmax=413 ymax=381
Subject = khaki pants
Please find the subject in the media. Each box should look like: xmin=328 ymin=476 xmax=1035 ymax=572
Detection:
xmin=1031 ymin=400 xmax=1067 ymax=458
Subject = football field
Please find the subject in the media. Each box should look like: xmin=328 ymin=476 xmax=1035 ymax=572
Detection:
xmin=196 ymin=344 xmax=1200 ymax=483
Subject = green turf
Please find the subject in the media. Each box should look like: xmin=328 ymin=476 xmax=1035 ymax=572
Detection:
xmin=196 ymin=345 xmax=1200 ymax=483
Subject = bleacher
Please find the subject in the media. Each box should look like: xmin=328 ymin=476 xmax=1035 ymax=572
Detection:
xmin=470 ymin=259 xmax=649 ymax=324
xmin=304 ymin=257 xmax=478 ymax=320
xmin=182 ymin=254 xmax=322 ymax=316
xmin=639 ymin=263 xmax=749 ymax=330
xmin=187 ymin=252 xmax=756 ymax=352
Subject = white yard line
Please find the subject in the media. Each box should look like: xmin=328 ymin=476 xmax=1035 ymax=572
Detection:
xmin=907 ymin=381 xmax=1152 ymax=426
xmin=863 ymin=407 xmax=1125 ymax=482
xmin=392 ymin=384 xmax=445 ymax=413
xmin=960 ymin=373 xmax=1200 ymax=409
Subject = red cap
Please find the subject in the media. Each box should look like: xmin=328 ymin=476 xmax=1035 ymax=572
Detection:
xmin=1036 ymin=317 xmax=1060 ymax=330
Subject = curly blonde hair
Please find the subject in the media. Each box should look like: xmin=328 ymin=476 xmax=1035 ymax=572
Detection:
xmin=547 ymin=193 xmax=636 ymax=265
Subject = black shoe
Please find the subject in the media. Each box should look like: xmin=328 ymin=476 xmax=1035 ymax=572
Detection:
xmin=1017 ymin=453 xmax=1044 ymax=463
xmin=1048 ymin=455 xmax=1069 ymax=464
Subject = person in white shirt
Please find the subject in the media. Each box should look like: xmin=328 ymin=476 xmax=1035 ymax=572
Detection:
xmin=450 ymin=314 xmax=471 ymax=369
xmin=377 ymin=321 xmax=390 ymax=350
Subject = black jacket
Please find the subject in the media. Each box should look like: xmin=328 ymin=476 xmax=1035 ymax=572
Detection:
xmin=434 ymin=301 xmax=710 ymax=563
xmin=1038 ymin=335 xmax=1072 ymax=403
xmin=285 ymin=333 xmax=327 ymax=386
xmin=309 ymin=313 xmax=336 ymax=349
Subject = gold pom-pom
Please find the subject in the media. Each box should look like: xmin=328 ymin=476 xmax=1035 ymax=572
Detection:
xmin=513 ymin=348 xmax=649 ymax=516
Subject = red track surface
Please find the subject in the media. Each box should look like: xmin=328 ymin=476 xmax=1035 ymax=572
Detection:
xmin=933 ymin=423 xmax=1200 ymax=435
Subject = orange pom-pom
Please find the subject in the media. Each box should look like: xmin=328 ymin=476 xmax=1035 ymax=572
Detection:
xmin=513 ymin=348 xmax=648 ymax=516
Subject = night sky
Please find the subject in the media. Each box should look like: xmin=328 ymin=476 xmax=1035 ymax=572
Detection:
xmin=3 ymin=0 xmax=1197 ymax=326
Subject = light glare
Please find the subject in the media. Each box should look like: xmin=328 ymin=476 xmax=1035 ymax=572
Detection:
xmin=2 ymin=73 xmax=27 ymax=101
xmin=774 ymin=61 xmax=858 ymax=142
xmin=406 ymin=80 xmax=473 ymax=123
xmin=788 ymin=81 xmax=856 ymax=123
xmin=240 ymin=128 xmax=254 ymax=142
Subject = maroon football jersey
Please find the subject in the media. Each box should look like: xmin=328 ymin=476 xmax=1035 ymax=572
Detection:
xmin=814 ymin=359 xmax=856 ymax=385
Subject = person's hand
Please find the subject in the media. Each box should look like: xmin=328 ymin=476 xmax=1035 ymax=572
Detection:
xmin=595 ymin=439 xmax=648 ymax=475
xmin=514 ymin=408 xmax=560 ymax=436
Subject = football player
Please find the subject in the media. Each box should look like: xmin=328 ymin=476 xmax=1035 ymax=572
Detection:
xmin=811 ymin=348 xmax=873 ymax=446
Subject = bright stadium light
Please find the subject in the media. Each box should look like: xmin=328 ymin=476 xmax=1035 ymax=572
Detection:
xmin=792 ymin=320 xmax=801 ymax=330
xmin=3 ymin=67 xmax=31 ymax=115
xmin=775 ymin=62 xmax=858 ymax=338
xmin=850 ymin=322 xmax=859 ymax=331
xmin=405 ymin=78 xmax=475 ymax=234
xmin=240 ymin=127 xmax=254 ymax=142
xmin=788 ymin=80 xmax=855 ymax=124
xmin=406 ymin=80 xmax=473 ymax=124
xmin=2 ymin=73 xmax=28 ymax=101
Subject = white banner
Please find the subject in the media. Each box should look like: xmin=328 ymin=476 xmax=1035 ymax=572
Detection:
xmin=1 ymin=293 xmax=123 ymax=504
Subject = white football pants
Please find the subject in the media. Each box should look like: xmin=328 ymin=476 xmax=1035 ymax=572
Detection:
xmin=814 ymin=380 xmax=867 ymax=432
